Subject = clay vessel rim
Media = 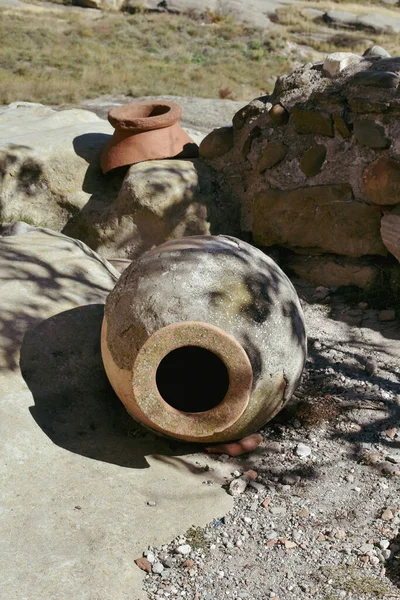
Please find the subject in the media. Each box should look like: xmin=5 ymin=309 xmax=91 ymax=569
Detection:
xmin=108 ymin=100 xmax=182 ymax=132
xmin=131 ymin=321 xmax=253 ymax=439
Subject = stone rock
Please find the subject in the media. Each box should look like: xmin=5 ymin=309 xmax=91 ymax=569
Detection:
xmin=0 ymin=103 xmax=120 ymax=232
xmin=295 ymin=443 xmax=312 ymax=458
xmin=135 ymin=557 xmax=152 ymax=573
xmin=363 ymin=46 xmax=392 ymax=59
xmin=232 ymin=98 xmax=270 ymax=131
xmin=323 ymin=52 xmax=361 ymax=77
xmin=323 ymin=10 xmax=400 ymax=34
xmin=378 ymin=309 xmax=396 ymax=321
xmin=229 ymin=477 xmax=248 ymax=497
xmin=0 ymin=226 xmax=236 ymax=600
xmin=333 ymin=112 xmax=352 ymax=138
xmin=199 ymin=127 xmax=234 ymax=159
xmin=291 ymin=108 xmax=334 ymax=137
xmin=354 ymin=119 xmax=389 ymax=149
xmin=269 ymin=104 xmax=290 ymax=126
xmin=300 ymin=145 xmax=327 ymax=177
xmin=381 ymin=205 xmax=400 ymax=262
xmin=350 ymin=70 xmax=399 ymax=89
xmin=258 ymin=142 xmax=287 ymax=172
xmin=67 ymin=158 xmax=239 ymax=260
xmin=362 ymin=157 xmax=400 ymax=205
xmin=253 ymin=185 xmax=386 ymax=257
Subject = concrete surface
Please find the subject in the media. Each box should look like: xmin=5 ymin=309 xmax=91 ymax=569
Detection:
xmin=0 ymin=227 xmax=233 ymax=600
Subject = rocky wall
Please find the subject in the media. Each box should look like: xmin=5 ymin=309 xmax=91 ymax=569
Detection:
xmin=201 ymin=47 xmax=400 ymax=289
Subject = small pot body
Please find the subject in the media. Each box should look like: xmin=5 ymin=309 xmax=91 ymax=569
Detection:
xmin=101 ymin=235 xmax=307 ymax=443
xmin=100 ymin=100 xmax=198 ymax=173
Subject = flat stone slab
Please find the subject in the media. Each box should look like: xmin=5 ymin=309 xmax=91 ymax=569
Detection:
xmin=0 ymin=227 xmax=233 ymax=600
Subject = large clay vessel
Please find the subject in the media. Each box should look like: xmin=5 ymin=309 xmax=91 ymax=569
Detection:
xmin=101 ymin=235 xmax=307 ymax=443
xmin=100 ymin=100 xmax=198 ymax=173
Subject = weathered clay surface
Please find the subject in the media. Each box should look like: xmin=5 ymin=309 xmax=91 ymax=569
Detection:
xmin=66 ymin=158 xmax=240 ymax=260
xmin=204 ymin=50 xmax=400 ymax=285
xmin=102 ymin=235 xmax=307 ymax=443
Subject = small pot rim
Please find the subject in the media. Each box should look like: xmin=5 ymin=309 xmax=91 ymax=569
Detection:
xmin=108 ymin=100 xmax=182 ymax=132
xmin=131 ymin=321 xmax=253 ymax=439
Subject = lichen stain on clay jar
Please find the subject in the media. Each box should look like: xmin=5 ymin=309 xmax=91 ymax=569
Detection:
xmin=100 ymin=100 xmax=198 ymax=173
xmin=101 ymin=235 xmax=307 ymax=443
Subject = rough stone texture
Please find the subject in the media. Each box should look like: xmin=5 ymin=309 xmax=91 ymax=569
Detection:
xmin=354 ymin=119 xmax=389 ymax=149
xmin=258 ymin=141 xmax=287 ymax=172
xmin=0 ymin=103 xmax=121 ymax=232
xmin=300 ymin=144 xmax=327 ymax=177
xmin=204 ymin=51 xmax=400 ymax=288
xmin=199 ymin=126 xmax=234 ymax=159
xmin=362 ymin=157 xmax=400 ymax=205
xmin=285 ymin=253 xmax=382 ymax=289
xmin=253 ymin=185 xmax=386 ymax=257
xmin=381 ymin=205 xmax=400 ymax=262
xmin=0 ymin=226 xmax=234 ymax=600
xmin=66 ymin=158 xmax=240 ymax=260
xmin=103 ymin=235 xmax=306 ymax=442
xmin=322 ymin=9 xmax=400 ymax=34
xmin=323 ymin=52 xmax=361 ymax=77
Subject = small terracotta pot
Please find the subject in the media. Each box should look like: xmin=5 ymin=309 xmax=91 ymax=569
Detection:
xmin=100 ymin=100 xmax=198 ymax=173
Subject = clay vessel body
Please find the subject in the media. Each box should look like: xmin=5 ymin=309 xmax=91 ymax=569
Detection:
xmin=101 ymin=235 xmax=307 ymax=443
xmin=100 ymin=100 xmax=198 ymax=173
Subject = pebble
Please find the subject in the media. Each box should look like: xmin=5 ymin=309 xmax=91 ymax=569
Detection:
xmin=229 ymin=477 xmax=248 ymax=497
xmin=365 ymin=358 xmax=377 ymax=376
xmin=295 ymin=443 xmax=312 ymax=458
xmin=152 ymin=562 xmax=164 ymax=574
xmin=381 ymin=508 xmax=394 ymax=521
xmin=176 ymin=544 xmax=191 ymax=555
xmin=135 ymin=557 xmax=152 ymax=573
xmin=145 ymin=551 xmax=156 ymax=563
xmin=147 ymin=500 xmax=157 ymax=507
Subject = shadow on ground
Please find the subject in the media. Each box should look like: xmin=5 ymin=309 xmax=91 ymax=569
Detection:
xmin=20 ymin=303 xmax=197 ymax=470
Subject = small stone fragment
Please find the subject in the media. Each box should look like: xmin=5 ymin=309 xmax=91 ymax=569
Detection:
xmin=317 ymin=534 xmax=326 ymax=542
xmin=363 ymin=46 xmax=391 ymax=59
xmin=300 ymin=145 xmax=327 ymax=177
xmin=228 ymin=477 xmax=248 ymax=497
xmin=147 ymin=500 xmax=157 ymax=507
xmin=323 ymin=52 xmax=361 ymax=76
xmin=183 ymin=559 xmax=195 ymax=568
xmin=199 ymin=126 xmax=234 ymax=159
xmin=365 ymin=358 xmax=377 ymax=376
xmin=269 ymin=103 xmax=289 ymax=126
xmin=292 ymin=108 xmax=334 ymax=137
xmin=261 ymin=498 xmax=271 ymax=509
xmin=362 ymin=157 xmax=400 ymax=206
xmin=135 ymin=557 xmax=152 ymax=573
xmin=333 ymin=112 xmax=352 ymax=138
xmin=205 ymin=433 xmax=263 ymax=457
xmin=335 ymin=530 xmax=347 ymax=540
xmin=152 ymin=562 xmax=164 ymax=574
xmin=270 ymin=506 xmax=286 ymax=515
xmin=379 ymin=309 xmax=396 ymax=321
xmin=295 ymin=443 xmax=312 ymax=458
xmin=298 ymin=508 xmax=309 ymax=518
xmin=284 ymin=540 xmax=297 ymax=549
xmin=350 ymin=71 xmax=399 ymax=89
xmin=176 ymin=544 xmax=192 ymax=555
xmin=381 ymin=508 xmax=394 ymax=521
xmin=243 ymin=469 xmax=258 ymax=481
xmin=354 ymin=119 xmax=389 ymax=149
xmin=258 ymin=142 xmax=287 ymax=172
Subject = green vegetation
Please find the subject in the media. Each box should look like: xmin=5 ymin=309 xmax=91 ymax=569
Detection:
xmin=184 ymin=526 xmax=210 ymax=552
xmin=0 ymin=9 xmax=292 ymax=105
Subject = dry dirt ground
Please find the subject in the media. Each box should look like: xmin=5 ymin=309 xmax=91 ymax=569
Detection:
xmin=134 ymin=279 xmax=400 ymax=600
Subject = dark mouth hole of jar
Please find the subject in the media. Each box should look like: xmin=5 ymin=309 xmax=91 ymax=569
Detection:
xmin=156 ymin=346 xmax=230 ymax=413
xmin=143 ymin=105 xmax=171 ymax=118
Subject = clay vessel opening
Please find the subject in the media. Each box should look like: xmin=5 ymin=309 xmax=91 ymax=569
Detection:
xmin=156 ymin=345 xmax=230 ymax=413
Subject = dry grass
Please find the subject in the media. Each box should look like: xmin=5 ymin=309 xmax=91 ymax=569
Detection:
xmin=0 ymin=9 xmax=294 ymax=105
xmin=274 ymin=2 xmax=400 ymax=56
